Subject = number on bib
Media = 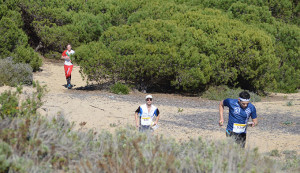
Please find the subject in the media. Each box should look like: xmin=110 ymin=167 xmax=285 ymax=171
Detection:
xmin=141 ymin=117 xmax=152 ymax=126
xmin=233 ymin=123 xmax=246 ymax=133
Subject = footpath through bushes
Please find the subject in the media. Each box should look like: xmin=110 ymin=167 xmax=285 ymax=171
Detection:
xmin=0 ymin=84 xmax=299 ymax=172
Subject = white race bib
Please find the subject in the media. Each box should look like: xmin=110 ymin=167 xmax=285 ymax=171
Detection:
xmin=141 ymin=117 xmax=152 ymax=126
xmin=233 ymin=123 xmax=246 ymax=133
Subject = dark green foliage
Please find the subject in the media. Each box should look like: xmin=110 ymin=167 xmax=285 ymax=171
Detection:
xmin=202 ymin=85 xmax=261 ymax=102
xmin=261 ymin=22 xmax=300 ymax=92
xmin=0 ymin=14 xmax=42 ymax=71
xmin=0 ymin=90 xmax=19 ymax=119
xmin=12 ymin=45 xmax=42 ymax=71
xmin=74 ymin=41 xmax=114 ymax=82
xmin=193 ymin=0 xmax=299 ymax=24
xmin=110 ymin=82 xmax=130 ymax=95
xmin=0 ymin=58 xmax=33 ymax=87
xmin=228 ymin=2 xmax=274 ymax=23
xmin=1 ymin=0 xmax=299 ymax=93
xmin=0 ymin=17 xmax=27 ymax=56
xmin=76 ymin=10 xmax=279 ymax=92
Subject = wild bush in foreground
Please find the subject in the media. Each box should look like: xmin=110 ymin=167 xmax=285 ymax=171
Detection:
xmin=0 ymin=115 xmax=292 ymax=172
xmin=0 ymin=58 xmax=33 ymax=87
xmin=0 ymin=81 xmax=45 ymax=119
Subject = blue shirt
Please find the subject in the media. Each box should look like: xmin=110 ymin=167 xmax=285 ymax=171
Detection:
xmin=223 ymin=98 xmax=257 ymax=133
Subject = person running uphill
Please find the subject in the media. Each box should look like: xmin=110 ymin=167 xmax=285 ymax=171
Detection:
xmin=61 ymin=44 xmax=75 ymax=89
xmin=219 ymin=91 xmax=258 ymax=148
xmin=135 ymin=95 xmax=160 ymax=132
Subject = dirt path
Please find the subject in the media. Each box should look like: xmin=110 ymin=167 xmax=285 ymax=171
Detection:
xmin=17 ymin=60 xmax=299 ymax=155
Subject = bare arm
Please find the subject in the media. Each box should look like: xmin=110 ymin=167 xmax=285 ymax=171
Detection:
xmin=154 ymin=114 xmax=160 ymax=125
xmin=135 ymin=112 xmax=139 ymax=127
xmin=251 ymin=118 xmax=258 ymax=127
xmin=219 ymin=100 xmax=224 ymax=126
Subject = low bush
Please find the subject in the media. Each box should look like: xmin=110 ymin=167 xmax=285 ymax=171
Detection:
xmin=44 ymin=51 xmax=61 ymax=59
xmin=0 ymin=115 xmax=295 ymax=172
xmin=12 ymin=45 xmax=42 ymax=71
xmin=0 ymin=90 xmax=19 ymax=119
xmin=110 ymin=82 xmax=130 ymax=95
xmin=0 ymin=58 xmax=33 ymax=87
xmin=202 ymin=85 xmax=261 ymax=102
xmin=0 ymin=81 xmax=45 ymax=119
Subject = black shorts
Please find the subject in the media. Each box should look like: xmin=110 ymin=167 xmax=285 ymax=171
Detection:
xmin=226 ymin=130 xmax=246 ymax=148
xmin=139 ymin=125 xmax=152 ymax=132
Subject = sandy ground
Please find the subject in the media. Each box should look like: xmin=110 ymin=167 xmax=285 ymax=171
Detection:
xmin=1 ymin=60 xmax=299 ymax=155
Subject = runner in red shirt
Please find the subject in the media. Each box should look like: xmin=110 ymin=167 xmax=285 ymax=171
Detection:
xmin=61 ymin=44 xmax=75 ymax=89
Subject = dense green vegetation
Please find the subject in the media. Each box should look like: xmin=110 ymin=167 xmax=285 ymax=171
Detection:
xmin=202 ymin=85 xmax=262 ymax=102
xmin=110 ymin=82 xmax=130 ymax=94
xmin=1 ymin=0 xmax=299 ymax=92
xmin=0 ymin=86 xmax=299 ymax=172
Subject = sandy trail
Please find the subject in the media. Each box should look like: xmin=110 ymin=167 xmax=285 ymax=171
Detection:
xmin=2 ymin=60 xmax=299 ymax=155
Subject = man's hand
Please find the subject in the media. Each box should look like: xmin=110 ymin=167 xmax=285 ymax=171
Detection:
xmin=219 ymin=100 xmax=224 ymax=126
xmin=251 ymin=118 xmax=258 ymax=127
xmin=219 ymin=119 xmax=224 ymax=126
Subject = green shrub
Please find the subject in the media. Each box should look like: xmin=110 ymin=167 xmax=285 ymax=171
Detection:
xmin=110 ymin=82 xmax=130 ymax=95
xmin=202 ymin=85 xmax=261 ymax=102
xmin=12 ymin=45 xmax=42 ymax=71
xmin=0 ymin=58 xmax=33 ymax=87
xmin=1 ymin=0 xmax=299 ymax=93
xmin=3 ymin=10 xmax=24 ymax=28
xmin=0 ymin=17 xmax=27 ymax=56
xmin=229 ymin=2 xmax=274 ymax=23
xmin=44 ymin=51 xmax=61 ymax=59
xmin=0 ymin=81 xmax=45 ymax=119
xmin=0 ymin=16 xmax=42 ymax=71
xmin=76 ymin=8 xmax=280 ymax=93
xmin=0 ymin=90 xmax=19 ymax=119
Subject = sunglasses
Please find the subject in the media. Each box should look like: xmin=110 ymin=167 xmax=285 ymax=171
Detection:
xmin=146 ymin=98 xmax=152 ymax=101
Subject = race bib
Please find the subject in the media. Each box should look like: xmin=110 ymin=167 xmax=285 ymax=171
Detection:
xmin=141 ymin=117 xmax=152 ymax=126
xmin=233 ymin=123 xmax=246 ymax=133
